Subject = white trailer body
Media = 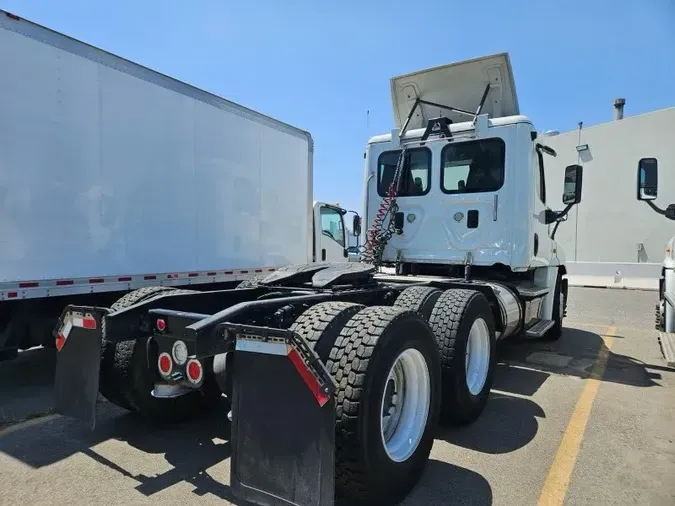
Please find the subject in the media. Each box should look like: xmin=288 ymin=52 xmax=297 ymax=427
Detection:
xmin=0 ymin=11 xmax=355 ymax=359
xmin=0 ymin=10 xmax=313 ymax=299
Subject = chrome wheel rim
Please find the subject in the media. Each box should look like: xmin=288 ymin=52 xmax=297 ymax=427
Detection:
xmin=465 ymin=318 xmax=490 ymax=396
xmin=380 ymin=348 xmax=431 ymax=463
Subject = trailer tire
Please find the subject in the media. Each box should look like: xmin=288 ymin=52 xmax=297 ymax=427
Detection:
xmin=326 ymin=306 xmax=441 ymax=505
xmin=101 ymin=286 xmax=220 ymax=423
xmin=394 ymin=286 xmax=443 ymax=320
xmin=428 ymin=289 xmax=496 ymax=427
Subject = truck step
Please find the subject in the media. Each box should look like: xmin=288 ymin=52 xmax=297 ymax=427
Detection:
xmin=658 ymin=332 xmax=675 ymax=368
xmin=524 ymin=319 xmax=555 ymax=338
xmin=514 ymin=283 xmax=549 ymax=300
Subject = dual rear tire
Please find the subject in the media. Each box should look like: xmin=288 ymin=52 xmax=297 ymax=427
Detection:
xmin=290 ymin=302 xmax=441 ymax=505
xmin=394 ymin=286 xmax=497 ymax=427
xmin=289 ymin=286 xmax=497 ymax=504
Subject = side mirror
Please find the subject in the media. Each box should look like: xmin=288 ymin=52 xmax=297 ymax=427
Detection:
xmin=562 ymin=164 xmax=583 ymax=205
xmin=637 ymin=158 xmax=658 ymax=201
xmin=352 ymin=214 xmax=362 ymax=237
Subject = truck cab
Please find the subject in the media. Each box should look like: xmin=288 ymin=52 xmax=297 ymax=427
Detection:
xmin=636 ymin=158 xmax=675 ymax=333
xmin=312 ymin=201 xmax=351 ymax=263
xmin=362 ymin=53 xmax=583 ymax=339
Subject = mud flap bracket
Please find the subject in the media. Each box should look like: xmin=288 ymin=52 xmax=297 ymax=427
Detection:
xmin=223 ymin=323 xmax=336 ymax=506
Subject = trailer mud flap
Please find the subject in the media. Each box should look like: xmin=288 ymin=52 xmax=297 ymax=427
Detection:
xmin=53 ymin=307 xmax=108 ymax=430
xmin=224 ymin=323 xmax=336 ymax=506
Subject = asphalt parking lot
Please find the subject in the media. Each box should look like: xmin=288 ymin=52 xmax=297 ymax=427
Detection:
xmin=0 ymin=287 xmax=674 ymax=505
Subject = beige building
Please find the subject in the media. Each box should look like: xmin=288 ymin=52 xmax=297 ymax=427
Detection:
xmin=542 ymin=103 xmax=675 ymax=289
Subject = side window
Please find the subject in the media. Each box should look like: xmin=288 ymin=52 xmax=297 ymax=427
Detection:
xmin=536 ymin=150 xmax=547 ymax=205
xmin=441 ymin=138 xmax=505 ymax=194
xmin=377 ymin=148 xmax=431 ymax=197
xmin=320 ymin=207 xmax=345 ymax=247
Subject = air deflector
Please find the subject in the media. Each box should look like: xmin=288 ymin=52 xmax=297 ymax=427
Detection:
xmin=390 ymin=52 xmax=520 ymax=130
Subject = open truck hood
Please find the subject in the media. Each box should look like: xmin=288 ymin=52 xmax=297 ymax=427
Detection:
xmin=390 ymin=52 xmax=520 ymax=130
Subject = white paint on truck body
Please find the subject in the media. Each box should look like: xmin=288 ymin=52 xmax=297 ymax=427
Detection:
xmin=364 ymin=52 xmax=567 ymax=273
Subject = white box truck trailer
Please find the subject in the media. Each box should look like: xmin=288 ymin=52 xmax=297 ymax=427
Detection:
xmin=0 ymin=10 xmax=350 ymax=360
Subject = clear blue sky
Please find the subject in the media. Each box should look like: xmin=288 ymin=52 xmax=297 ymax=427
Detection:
xmin=3 ymin=0 xmax=674 ymax=215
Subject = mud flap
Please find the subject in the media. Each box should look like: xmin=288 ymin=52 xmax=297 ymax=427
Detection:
xmin=224 ymin=323 xmax=336 ymax=506
xmin=53 ymin=306 xmax=108 ymax=430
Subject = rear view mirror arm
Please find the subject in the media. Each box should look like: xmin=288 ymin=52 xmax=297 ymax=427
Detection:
xmin=645 ymin=200 xmax=675 ymax=220
xmin=546 ymin=203 xmax=574 ymax=225
xmin=536 ymin=143 xmax=557 ymax=157
xmin=547 ymin=203 xmax=574 ymax=240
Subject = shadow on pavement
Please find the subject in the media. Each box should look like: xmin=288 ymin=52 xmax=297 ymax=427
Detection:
xmin=93 ymin=405 xmax=235 ymax=501
xmin=0 ymin=347 xmax=56 ymax=427
xmin=498 ymin=327 xmax=669 ymax=391
xmin=1 ymin=397 xmax=491 ymax=506
xmin=403 ymin=458 xmax=492 ymax=505
xmin=438 ymin=392 xmax=545 ymax=454
xmin=0 ymin=397 xmax=251 ymax=502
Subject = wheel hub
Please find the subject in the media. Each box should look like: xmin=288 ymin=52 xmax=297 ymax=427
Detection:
xmin=465 ymin=318 xmax=490 ymax=396
xmin=380 ymin=348 xmax=431 ymax=463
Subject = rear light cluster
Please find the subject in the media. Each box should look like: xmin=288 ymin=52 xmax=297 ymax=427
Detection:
xmin=156 ymin=338 xmax=203 ymax=385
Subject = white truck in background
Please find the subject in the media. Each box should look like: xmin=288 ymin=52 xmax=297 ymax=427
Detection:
xmin=0 ymin=10 xmax=350 ymax=360
xmin=636 ymin=158 xmax=675 ymax=364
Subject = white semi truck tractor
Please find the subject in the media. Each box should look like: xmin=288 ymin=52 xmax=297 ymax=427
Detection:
xmin=635 ymin=157 xmax=674 ymax=364
xmin=49 ymin=49 xmax=582 ymax=506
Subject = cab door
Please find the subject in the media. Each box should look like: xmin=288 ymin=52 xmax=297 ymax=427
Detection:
xmin=313 ymin=203 xmax=347 ymax=263
xmin=531 ymin=145 xmax=554 ymax=266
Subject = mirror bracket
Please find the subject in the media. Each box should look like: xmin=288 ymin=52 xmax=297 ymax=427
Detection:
xmin=546 ymin=204 xmax=573 ymax=226
xmin=646 ymin=200 xmax=675 ymax=221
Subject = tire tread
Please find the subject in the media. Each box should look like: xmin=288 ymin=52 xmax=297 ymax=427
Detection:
xmin=327 ymin=306 xmax=411 ymax=501
xmin=428 ymin=288 xmax=495 ymax=426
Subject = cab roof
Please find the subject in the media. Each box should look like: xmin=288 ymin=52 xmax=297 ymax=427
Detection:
xmin=367 ymin=114 xmax=533 ymax=145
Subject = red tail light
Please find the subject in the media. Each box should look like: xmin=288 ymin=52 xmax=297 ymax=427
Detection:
xmin=156 ymin=318 xmax=166 ymax=332
xmin=186 ymin=359 xmax=203 ymax=384
xmin=158 ymin=352 xmax=173 ymax=376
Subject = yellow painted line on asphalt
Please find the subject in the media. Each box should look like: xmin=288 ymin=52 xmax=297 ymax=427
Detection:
xmin=0 ymin=413 xmax=60 ymax=438
xmin=537 ymin=325 xmax=615 ymax=506
xmin=564 ymin=321 xmax=649 ymax=334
